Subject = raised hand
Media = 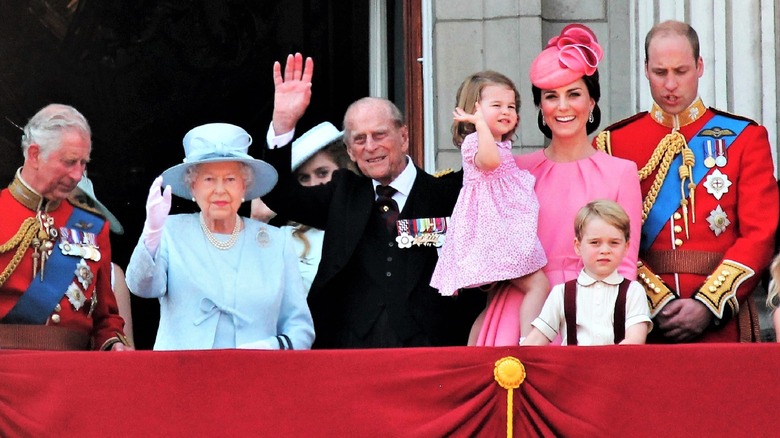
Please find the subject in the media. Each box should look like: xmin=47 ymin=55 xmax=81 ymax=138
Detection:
xmin=452 ymin=102 xmax=486 ymax=127
xmin=272 ymin=52 xmax=314 ymax=135
xmin=142 ymin=176 xmax=172 ymax=254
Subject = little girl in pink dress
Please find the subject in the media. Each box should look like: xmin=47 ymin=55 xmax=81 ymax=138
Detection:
xmin=430 ymin=71 xmax=549 ymax=346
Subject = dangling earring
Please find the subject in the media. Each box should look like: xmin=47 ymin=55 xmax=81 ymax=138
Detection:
xmin=588 ymin=111 xmax=594 ymax=123
xmin=542 ymin=117 xmax=546 ymax=126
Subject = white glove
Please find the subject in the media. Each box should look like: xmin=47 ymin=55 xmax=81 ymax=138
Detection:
xmin=237 ymin=339 xmax=275 ymax=350
xmin=142 ymin=176 xmax=172 ymax=254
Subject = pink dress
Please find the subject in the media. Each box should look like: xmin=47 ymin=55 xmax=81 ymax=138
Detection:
xmin=478 ymin=149 xmax=642 ymax=346
xmin=430 ymin=133 xmax=547 ymax=296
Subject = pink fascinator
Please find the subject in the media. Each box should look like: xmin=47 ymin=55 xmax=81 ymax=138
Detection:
xmin=529 ymin=24 xmax=604 ymax=90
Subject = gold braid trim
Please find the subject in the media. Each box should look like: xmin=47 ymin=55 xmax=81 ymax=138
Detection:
xmin=0 ymin=217 xmax=39 ymax=288
xmin=637 ymin=260 xmax=676 ymax=317
xmin=595 ymin=130 xmax=611 ymax=155
xmin=695 ymin=260 xmax=754 ymax=319
xmin=637 ymin=131 xmax=687 ymax=222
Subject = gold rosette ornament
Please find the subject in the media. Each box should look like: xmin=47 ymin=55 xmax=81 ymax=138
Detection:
xmin=494 ymin=356 xmax=526 ymax=438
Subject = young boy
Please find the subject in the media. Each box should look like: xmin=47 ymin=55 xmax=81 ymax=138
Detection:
xmin=523 ymin=200 xmax=651 ymax=346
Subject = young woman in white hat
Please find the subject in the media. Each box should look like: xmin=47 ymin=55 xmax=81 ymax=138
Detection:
xmin=251 ymin=122 xmax=357 ymax=295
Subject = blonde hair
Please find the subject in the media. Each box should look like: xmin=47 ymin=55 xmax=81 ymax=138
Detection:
xmin=574 ymin=199 xmax=631 ymax=241
xmin=451 ymin=71 xmax=520 ymax=147
xmin=766 ymin=253 xmax=780 ymax=309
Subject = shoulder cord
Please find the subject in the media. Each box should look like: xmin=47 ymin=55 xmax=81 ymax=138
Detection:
xmin=0 ymin=217 xmax=38 ymax=287
xmin=597 ymin=130 xmax=694 ymax=225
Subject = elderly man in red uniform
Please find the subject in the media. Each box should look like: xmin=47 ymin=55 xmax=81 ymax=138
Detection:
xmin=597 ymin=21 xmax=778 ymax=343
xmin=0 ymin=104 xmax=130 ymax=350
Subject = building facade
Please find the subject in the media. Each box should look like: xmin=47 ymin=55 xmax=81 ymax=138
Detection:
xmin=425 ymin=0 xmax=779 ymax=173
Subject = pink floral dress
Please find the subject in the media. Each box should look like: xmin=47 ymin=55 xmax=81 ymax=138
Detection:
xmin=430 ymin=132 xmax=547 ymax=296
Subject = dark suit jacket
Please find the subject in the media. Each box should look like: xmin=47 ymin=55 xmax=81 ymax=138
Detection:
xmin=262 ymin=144 xmax=481 ymax=348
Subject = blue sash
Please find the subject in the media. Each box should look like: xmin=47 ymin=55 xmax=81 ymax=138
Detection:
xmin=641 ymin=115 xmax=749 ymax=252
xmin=2 ymin=208 xmax=104 ymax=324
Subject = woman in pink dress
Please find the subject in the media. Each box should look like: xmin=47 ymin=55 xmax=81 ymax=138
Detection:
xmin=479 ymin=24 xmax=642 ymax=345
xmin=430 ymin=71 xmax=549 ymax=345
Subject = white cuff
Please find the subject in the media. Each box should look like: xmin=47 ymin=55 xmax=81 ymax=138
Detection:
xmin=266 ymin=122 xmax=295 ymax=149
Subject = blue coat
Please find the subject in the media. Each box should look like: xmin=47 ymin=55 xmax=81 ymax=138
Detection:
xmin=126 ymin=214 xmax=314 ymax=350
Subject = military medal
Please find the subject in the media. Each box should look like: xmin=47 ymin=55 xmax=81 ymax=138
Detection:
xmin=58 ymin=227 xmax=101 ymax=261
xmin=703 ymin=169 xmax=732 ymax=200
xmin=65 ymin=282 xmax=86 ymax=311
xmin=703 ymin=140 xmax=716 ymax=168
xmin=396 ymin=233 xmax=413 ymax=249
xmin=74 ymin=259 xmax=94 ymax=289
xmin=706 ymin=205 xmax=730 ymax=236
xmin=714 ymin=139 xmax=727 ymax=167
xmin=395 ymin=217 xmax=449 ymax=248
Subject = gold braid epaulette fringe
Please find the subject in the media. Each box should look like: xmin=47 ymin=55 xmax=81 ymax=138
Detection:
xmin=0 ymin=217 xmax=39 ymax=287
xmin=432 ymin=168 xmax=454 ymax=178
xmin=594 ymin=130 xmax=611 ymax=155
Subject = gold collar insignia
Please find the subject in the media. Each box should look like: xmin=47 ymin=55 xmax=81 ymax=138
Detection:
xmin=8 ymin=169 xmax=60 ymax=212
xmin=650 ymin=98 xmax=707 ymax=130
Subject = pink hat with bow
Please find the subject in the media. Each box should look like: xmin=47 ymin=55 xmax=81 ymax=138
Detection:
xmin=529 ymin=24 xmax=604 ymax=90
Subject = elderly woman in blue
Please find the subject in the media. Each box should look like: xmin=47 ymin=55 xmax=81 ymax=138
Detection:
xmin=126 ymin=123 xmax=314 ymax=350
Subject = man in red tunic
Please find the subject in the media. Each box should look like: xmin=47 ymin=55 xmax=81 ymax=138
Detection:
xmin=0 ymin=104 xmax=129 ymax=350
xmin=596 ymin=20 xmax=778 ymax=342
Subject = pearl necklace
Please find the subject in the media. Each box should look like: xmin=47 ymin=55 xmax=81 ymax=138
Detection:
xmin=199 ymin=213 xmax=242 ymax=250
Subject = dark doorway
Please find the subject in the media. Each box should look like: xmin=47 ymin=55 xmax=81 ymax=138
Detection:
xmin=0 ymin=0 xmax=370 ymax=349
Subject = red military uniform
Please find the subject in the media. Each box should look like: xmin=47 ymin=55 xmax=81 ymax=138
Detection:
xmin=0 ymin=173 xmax=125 ymax=349
xmin=597 ymin=98 xmax=778 ymax=342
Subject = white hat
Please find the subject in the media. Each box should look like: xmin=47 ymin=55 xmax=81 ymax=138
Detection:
xmin=74 ymin=176 xmax=124 ymax=235
xmin=291 ymin=122 xmax=344 ymax=171
xmin=161 ymin=123 xmax=278 ymax=200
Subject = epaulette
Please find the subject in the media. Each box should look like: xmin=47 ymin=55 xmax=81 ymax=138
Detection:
xmin=600 ymin=111 xmax=648 ymax=133
xmin=708 ymin=107 xmax=759 ymax=126
xmin=432 ymin=168 xmax=455 ymax=178
xmin=67 ymin=193 xmax=105 ymax=218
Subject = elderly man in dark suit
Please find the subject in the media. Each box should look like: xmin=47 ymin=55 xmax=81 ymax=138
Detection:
xmin=262 ymin=53 xmax=481 ymax=348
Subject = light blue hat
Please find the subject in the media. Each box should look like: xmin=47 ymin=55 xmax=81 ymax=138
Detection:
xmin=74 ymin=176 xmax=124 ymax=235
xmin=161 ymin=123 xmax=278 ymax=200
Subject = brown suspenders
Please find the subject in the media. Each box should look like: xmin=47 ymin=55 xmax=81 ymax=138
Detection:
xmin=563 ymin=278 xmax=630 ymax=345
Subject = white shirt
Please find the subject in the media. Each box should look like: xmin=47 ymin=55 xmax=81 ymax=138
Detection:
xmin=531 ymin=270 xmax=652 ymax=346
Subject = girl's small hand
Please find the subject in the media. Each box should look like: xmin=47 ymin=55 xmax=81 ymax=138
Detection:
xmin=452 ymin=104 xmax=486 ymax=126
xmin=452 ymin=106 xmax=474 ymax=123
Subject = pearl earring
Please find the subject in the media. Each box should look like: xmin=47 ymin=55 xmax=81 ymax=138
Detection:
xmin=588 ymin=111 xmax=594 ymax=123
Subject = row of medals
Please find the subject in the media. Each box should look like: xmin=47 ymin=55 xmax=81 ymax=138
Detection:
xmin=32 ymin=212 xmax=101 ymax=279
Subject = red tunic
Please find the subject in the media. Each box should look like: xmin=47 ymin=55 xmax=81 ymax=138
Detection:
xmin=602 ymin=107 xmax=778 ymax=342
xmin=0 ymin=185 xmax=125 ymax=349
